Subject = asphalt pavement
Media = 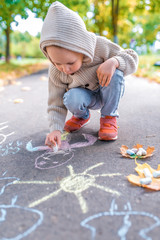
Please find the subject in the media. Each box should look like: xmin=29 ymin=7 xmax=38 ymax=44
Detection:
xmin=0 ymin=69 xmax=160 ymax=240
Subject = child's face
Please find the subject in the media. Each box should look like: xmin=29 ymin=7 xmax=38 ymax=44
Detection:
xmin=46 ymin=46 xmax=83 ymax=75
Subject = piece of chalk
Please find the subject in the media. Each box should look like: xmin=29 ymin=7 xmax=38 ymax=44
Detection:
xmin=153 ymin=171 xmax=160 ymax=178
xmin=140 ymin=177 xmax=152 ymax=185
xmin=126 ymin=149 xmax=135 ymax=155
xmin=137 ymin=148 xmax=147 ymax=156
xmin=139 ymin=147 xmax=147 ymax=156
xmin=131 ymin=148 xmax=138 ymax=154
xmin=52 ymin=143 xmax=58 ymax=153
xmin=143 ymin=168 xmax=152 ymax=178
xmin=136 ymin=148 xmax=143 ymax=156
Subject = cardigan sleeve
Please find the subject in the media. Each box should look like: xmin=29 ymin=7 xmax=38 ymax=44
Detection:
xmin=96 ymin=36 xmax=139 ymax=76
xmin=47 ymin=64 xmax=68 ymax=133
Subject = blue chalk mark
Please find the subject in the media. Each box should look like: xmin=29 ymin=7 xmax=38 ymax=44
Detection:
xmin=0 ymin=177 xmax=20 ymax=196
xmin=11 ymin=196 xmax=18 ymax=205
xmin=118 ymin=214 xmax=132 ymax=240
xmin=81 ymin=199 xmax=160 ymax=240
xmin=0 ymin=209 xmax=7 ymax=222
xmin=0 ymin=141 xmax=22 ymax=156
xmin=0 ymin=196 xmax=43 ymax=240
xmin=26 ymin=140 xmax=38 ymax=152
xmin=2 ymin=171 xmax=7 ymax=176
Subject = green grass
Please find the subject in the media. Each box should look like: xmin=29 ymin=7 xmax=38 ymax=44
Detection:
xmin=135 ymin=54 xmax=160 ymax=83
xmin=0 ymin=58 xmax=49 ymax=85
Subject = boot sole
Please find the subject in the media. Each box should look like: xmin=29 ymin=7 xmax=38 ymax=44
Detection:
xmin=98 ymin=135 xmax=118 ymax=141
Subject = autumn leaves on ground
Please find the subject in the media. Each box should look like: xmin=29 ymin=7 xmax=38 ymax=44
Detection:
xmin=0 ymin=59 xmax=49 ymax=87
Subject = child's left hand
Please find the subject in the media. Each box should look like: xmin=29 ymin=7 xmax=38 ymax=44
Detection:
xmin=96 ymin=58 xmax=119 ymax=87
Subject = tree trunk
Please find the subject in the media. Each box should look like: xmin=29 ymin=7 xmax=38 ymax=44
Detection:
xmin=111 ymin=0 xmax=119 ymax=44
xmin=5 ymin=24 xmax=10 ymax=63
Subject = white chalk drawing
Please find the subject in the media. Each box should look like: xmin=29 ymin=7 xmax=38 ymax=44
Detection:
xmin=0 ymin=122 xmax=14 ymax=145
xmin=13 ymin=163 xmax=121 ymax=213
xmin=26 ymin=133 xmax=97 ymax=169
xmin=0 ymin=141 xmax=22 ymax=156
xmin=81 ymin=199 xmax=160 ymax=240
xmin=0 ymin=196 xmax=43 ymax=240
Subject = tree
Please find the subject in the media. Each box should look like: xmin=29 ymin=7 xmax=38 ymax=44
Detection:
xmin=0 ymin=0 xmax=32 ymax=62
xmin=30 ymin=0 xmax=90 ymax=20
xmin=0 ymin=0 xmax=90 ymax=62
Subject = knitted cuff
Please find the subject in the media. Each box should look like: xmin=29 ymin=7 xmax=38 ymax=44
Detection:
xmin=113 ymin=56 xmax=126 ymax=73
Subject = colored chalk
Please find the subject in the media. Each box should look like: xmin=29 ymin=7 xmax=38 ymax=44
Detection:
xmin=140 ymin=177 xmax=152 ymax=185
xmin=153 ymin=171 xmax=160 ymax=178
xmin=143 ymin=168 xmax=152 ymax=178
xmin=52 ymin=143 xmax=58 ymax=153
xmin=137 ymin=148 xmax=147 ymax=156
xmin=126 ymin=149 xmax=135 ymax=155
xmin=131 ymin=148 xmax=138 ymax=154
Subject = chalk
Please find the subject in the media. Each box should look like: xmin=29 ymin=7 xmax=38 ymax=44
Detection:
xmin=143 ymin=168 xmax=152 ymax=178
xmin=52 ymin=143 xmax=58 ymax=153
xmin=153 ymin=171 xmax=160 ymax=178
xmin=126 ymin=149 xmax=135 ymax=156
xmin=131 ymin=148 xmax=138 ymax=154
xmin=140 ymin=177 xmax=152 ymax=185
xmin=137 ymin=148 xmax=147 ymax=156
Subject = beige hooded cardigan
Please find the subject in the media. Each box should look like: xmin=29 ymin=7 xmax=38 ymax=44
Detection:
xmin=40 ymin=1 xmax=138 ymax=133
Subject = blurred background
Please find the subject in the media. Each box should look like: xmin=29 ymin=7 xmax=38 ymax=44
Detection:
xmin=0 ymin=0 xmax=160 ymax=86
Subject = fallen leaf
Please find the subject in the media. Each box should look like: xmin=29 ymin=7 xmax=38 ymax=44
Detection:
xmin=14 ymin=98 xmax=24 ymax=104
xmin=127 ymin=161 xmax=160 ymax=191
xmin=120 ymin=144 xmax=155 ymax=159
xmin=21 ymin=86 xmax=31 ymax=91
xmin=127 ymin=174 xmax=160 ymax=191
xmin=40 ymin=76 xmax=48 ymax=81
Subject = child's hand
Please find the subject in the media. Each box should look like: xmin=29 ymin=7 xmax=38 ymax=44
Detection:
xmin=96 ymin=58 xmax=119 ymax=87
xmin=45 ymin=130 xmax=61 ymax=149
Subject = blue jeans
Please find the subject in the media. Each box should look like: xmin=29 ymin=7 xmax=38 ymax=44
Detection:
xmin=63 ymin=69 xmax=125 ymax=119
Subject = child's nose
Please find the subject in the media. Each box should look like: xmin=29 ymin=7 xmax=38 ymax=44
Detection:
xmin=63 ymin=65 xmax=70 ymax=74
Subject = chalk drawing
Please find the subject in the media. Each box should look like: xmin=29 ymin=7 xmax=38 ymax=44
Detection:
xmin=0 ymin=122 xmax=14 ymax=145
xmin=0 ymin=196 xmax=43 ymax=240
xmin=0 ymin=175 xmax=20 ymax=196
xmin=0 ymin=141 xmax=22 ymax=156
xmin=81 ymin=199 xmax=160 ymax=240
xmin=26 ymin=133 xmax=97 ymax=169
xmin=0 ymin=173 xmax=43 ymax=239
xmin=13 ymin=163 xmax=121 ymax=213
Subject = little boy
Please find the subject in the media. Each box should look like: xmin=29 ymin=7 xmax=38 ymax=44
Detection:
xmin=40 ymin=1 xmax=138 ymax=149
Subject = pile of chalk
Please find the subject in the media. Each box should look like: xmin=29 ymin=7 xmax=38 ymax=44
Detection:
xmin=126 ymin=147 xmax=147 ymax=156
xmin=140 ymin=168 xmax=160 ymax=185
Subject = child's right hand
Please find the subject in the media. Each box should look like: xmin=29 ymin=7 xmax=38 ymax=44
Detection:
xmin=45 ymin=130 xmax=61 ymax=149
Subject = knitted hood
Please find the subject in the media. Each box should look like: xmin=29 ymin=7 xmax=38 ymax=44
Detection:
xmin=40 ymin=1 xmax=97 ymax=63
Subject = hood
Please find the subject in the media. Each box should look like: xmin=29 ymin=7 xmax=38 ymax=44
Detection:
xmin=40 ymin=1 xmax=97 ymax=63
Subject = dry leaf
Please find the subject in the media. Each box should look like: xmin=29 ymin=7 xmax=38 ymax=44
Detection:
xmin=21 ymin=87 xmax=31 ymax=91
xmin=14 ymin=98 xmax=24 ymax=104
xmin=127 ymin=161 xmax=160 ymax=191
xmin=120 ymin=144 xmax=155 ymax=159
xmin=40 ymin=76 xmax=48 ymax=81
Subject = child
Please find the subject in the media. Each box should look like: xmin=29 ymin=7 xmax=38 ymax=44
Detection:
xmin=40 ymin=1 xmax=138 ymax=149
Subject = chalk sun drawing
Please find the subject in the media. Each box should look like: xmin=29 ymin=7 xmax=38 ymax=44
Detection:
xmin=0 ymin=122 xmax=14 ymax=145
xmin=81 ymin=199 xmax=160 ymax=240
xmin=26 ymin=133 xmax=97 ymax=169
xmin=13 ymin=163 xmax=121 ymax=213
xmin=0 ymin=196 xmax=43 ymax=240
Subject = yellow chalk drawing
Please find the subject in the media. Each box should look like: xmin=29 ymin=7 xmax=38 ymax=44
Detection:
xmin=13 ymin=162 xmax=121 ymax=213
xmin=61 ymin=131 xmax=69 ymax=140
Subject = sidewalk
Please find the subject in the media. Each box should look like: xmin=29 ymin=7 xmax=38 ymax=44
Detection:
xmin=0 ymin=71 xmax=160 ymax=240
